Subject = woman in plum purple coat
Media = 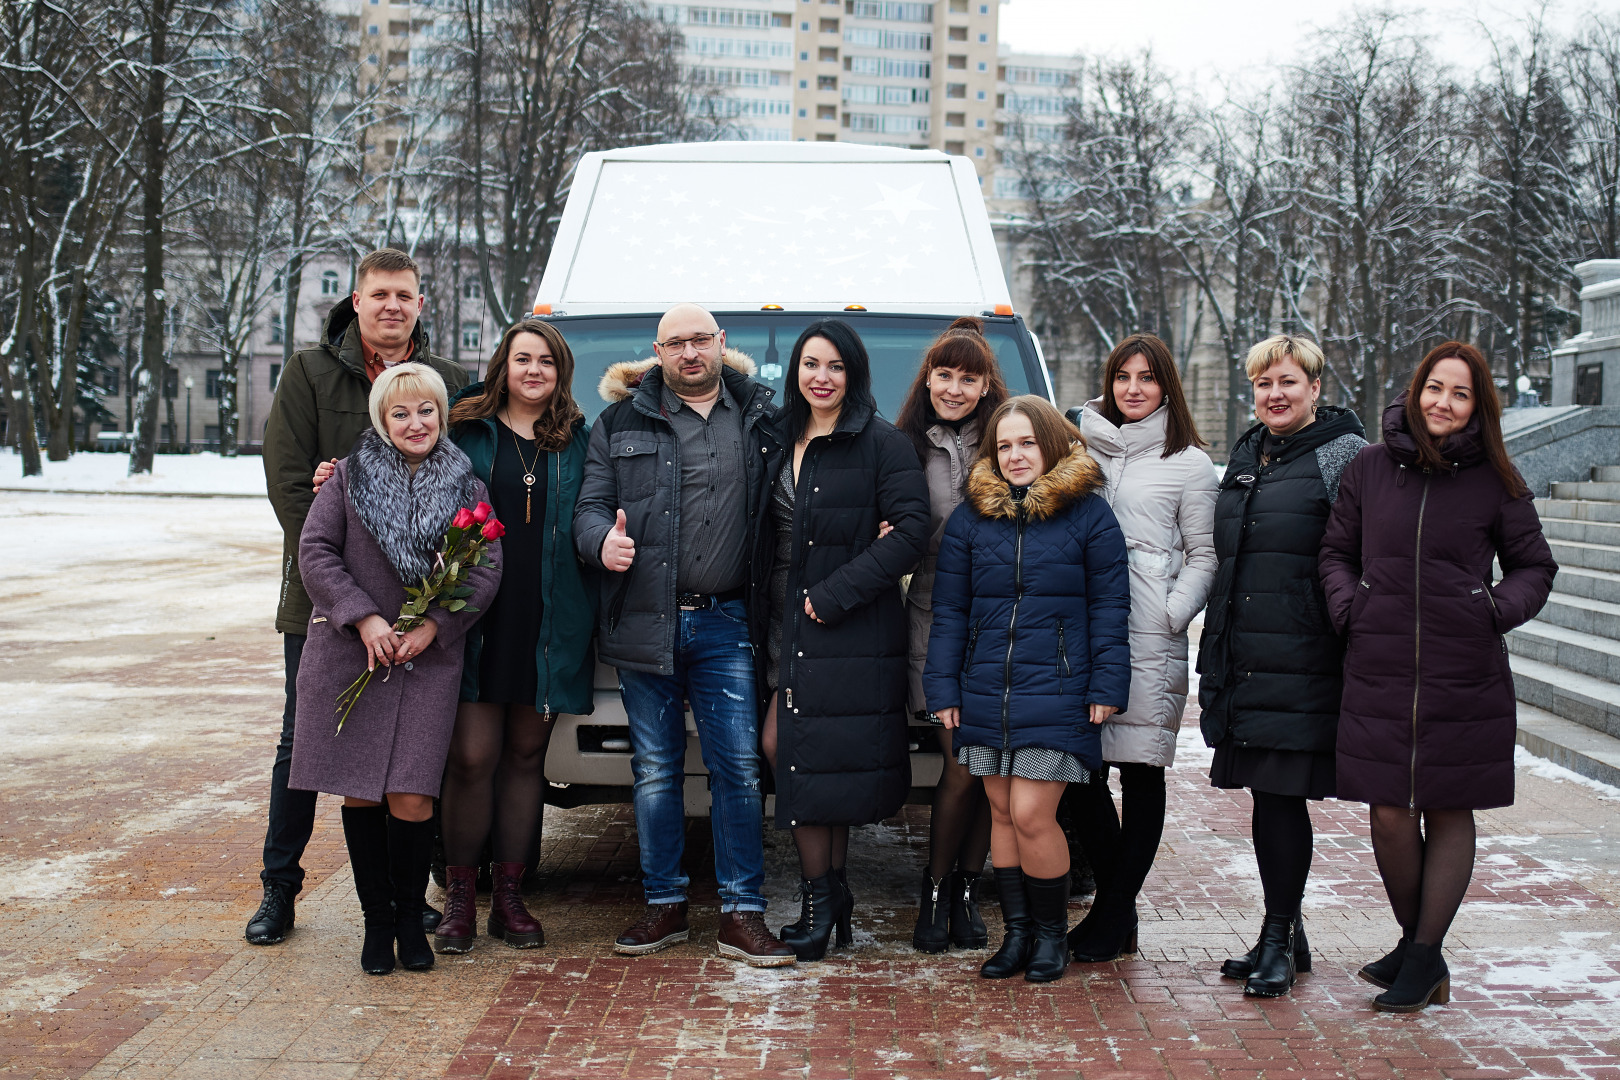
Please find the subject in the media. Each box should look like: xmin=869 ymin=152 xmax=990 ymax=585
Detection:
xmin=290 ymin=363 xmax=502 ymax=976
xmin=1320 ymin=342 xmax=1555 ymax=1013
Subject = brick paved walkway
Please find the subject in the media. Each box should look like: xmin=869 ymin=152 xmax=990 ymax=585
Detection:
xmin=3 ymin=493 xmax=1619 ymax=1080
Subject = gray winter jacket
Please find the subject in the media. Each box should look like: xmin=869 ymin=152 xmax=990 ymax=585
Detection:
xmin=905 ymin=416 xmax=981 ymax=713
xmin=1077 ymin=399 xmax=1218 ymax=767
xmin=573 ymin=350 xmax=781 ymax=676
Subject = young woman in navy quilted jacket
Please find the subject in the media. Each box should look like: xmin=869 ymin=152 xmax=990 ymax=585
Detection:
xmin=923 ymin=395 xmax=1132 ymax=982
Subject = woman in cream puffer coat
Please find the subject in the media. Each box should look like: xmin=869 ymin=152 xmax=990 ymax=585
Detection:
xmin=1065 ymin=333 xmax=1217 ymax=964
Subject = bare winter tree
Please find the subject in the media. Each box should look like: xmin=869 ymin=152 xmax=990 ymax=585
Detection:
xmin=454 ymin=0 xmax=694 ymax=326
xmin=1564 ymin=14 xmax=1620 ymax=260
xmin=0 ymin=0 xmax=137 ymax=473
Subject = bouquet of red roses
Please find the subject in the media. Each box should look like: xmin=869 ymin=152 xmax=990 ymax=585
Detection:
xmin=335 ymin=502 xmax=506 ymax=733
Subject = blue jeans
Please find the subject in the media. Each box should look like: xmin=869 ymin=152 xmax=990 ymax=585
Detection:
xmin=618 ymin=600 xmax=766 ymax=913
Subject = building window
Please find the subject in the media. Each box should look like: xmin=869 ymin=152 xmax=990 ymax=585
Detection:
xmin=976 ymin=89 xmax=985 ymax=100
xmin=819 ymin=18 xmax=838 ymax=31
xmin=948 ymin=25 xmax=966 ymax=40
xmin=270 ymin=311 xmax=284 ymax=344
xmin=799 ymin=108 xmax=808 ymax=117
xmin=978 ymin=32 xmax=987 ymax=42
xmin=946 ymin=82 xmax=965 ymax=98
xmin=979 ymin=2 xmax=988 ymax=11
xmin=815 ymin=132 xmax=837 ymax=141
xmin=976 ymin=117 xmax=985 ymax=128
xmin=947 ymin=54 xmax=966 ymax=69
xmin=945 ymin=112 xmax=964 ymax=127
xmin=817 ymin=104 xmax=837 ymax=120
xmin=818 ymin=75 xmax=837 ymax=90
xmin=977 ymin=61 xmax=987 ymax=71
xmin=819 ymin=46 xmax=837 ymax=61
xmin=944 ymin=140 xmax=965 ymax=155
xmin=321 ymin=270 xmax=341 ymax=296
xmin=462 ymin=323 xmax=481 ymax=352
xmin=270 ymin=363 xmax=282 ymax=391
xmin=801 ymin=20 xmax=809 ymax=29
xmin=975 ymin=146 xmax=985 ymax=156
xmin=368 ymin=24 xmax=378 ymax=33
xmin=799 ymin=78 xmax=809 ymax=88
xmin=461 ymin=278 xmax=481 ymax=300
xmin=206 ymin=370 xmax=223 ymax=399
xmin=800 ymin=50 xmax=810 ymax=60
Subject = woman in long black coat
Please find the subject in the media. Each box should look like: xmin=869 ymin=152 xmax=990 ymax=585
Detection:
xmin=761 ymin=318 xmax=930 ymax=961
xmin=1195 ymin=334 xmax=1365 ymax=999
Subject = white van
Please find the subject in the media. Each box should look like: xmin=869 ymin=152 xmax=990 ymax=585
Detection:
xmin=531 ymin=141 xmax=1054 ymax=814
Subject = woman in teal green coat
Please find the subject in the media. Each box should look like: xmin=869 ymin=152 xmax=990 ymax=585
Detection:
xmin=435 ymin=319 xmax=597 ymax=955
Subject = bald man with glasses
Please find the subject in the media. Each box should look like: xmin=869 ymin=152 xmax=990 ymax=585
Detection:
xmin=575 ymin=303 xmax=793 ymax=966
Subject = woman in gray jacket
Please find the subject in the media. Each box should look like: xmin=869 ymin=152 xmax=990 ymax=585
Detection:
xmin=894 ymin=317 xmax=1009 ymax=953
xmin=1067 ymin=333 xmax=1217 ymax=962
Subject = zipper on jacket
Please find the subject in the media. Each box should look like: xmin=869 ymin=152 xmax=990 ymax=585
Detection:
xmin=543 ymin=452 xmax=558 ymax=713
xmin=1482 ymin=580 xmax=1507 ymax=653
xmin=1409 ymin=471 xmax=1432 ymax=817
xmin=1000 ymin=508 xmax=1027 ymax=754
xmin=1057 ymin=618 xmax=1071 ymax=694
xmin=967 ymin=620 xmax=981 ymax=664
xmin=785 ymin=439 xmax=821 ymax=698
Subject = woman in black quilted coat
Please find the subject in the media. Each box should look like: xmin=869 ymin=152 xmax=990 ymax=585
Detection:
xmin=761 ymin=319 xmax=930 ymax=961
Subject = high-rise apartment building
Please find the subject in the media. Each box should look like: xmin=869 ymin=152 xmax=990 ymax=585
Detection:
xmin=663 ymin=1 xmax=999 ymax=188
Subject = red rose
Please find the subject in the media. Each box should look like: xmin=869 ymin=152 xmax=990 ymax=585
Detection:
xmin=482 ymin=518 xmax=506 ymax=541
xmin=451 ymin=507 xmax=475 ymax=530
xmin=472 ymin=502 xmax=494 ymax=524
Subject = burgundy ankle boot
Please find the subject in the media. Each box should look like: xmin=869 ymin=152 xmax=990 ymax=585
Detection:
xmin=433 ymin=866 xmax=478 ymax=954
xmin=488 ymin=862 xmax=544 ymax=948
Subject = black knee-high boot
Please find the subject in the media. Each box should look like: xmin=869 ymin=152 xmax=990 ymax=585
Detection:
xmin=387 ymin=813 xmax=436 ymax=971
xmin=341 ymin=805 xmax=396 ymax=976
xmin=979 ymin=867 xmax=1034 ymax=979
xmin=1023 ymin=873 xmax=1071 ymax=982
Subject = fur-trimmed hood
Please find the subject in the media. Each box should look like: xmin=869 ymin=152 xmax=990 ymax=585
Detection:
xmin=966 ymin=440 xmax=1105 ymax=521
xmin=346 ymin=428 xmax=479 ymax=584
xmin=598 ymin=348 xmax=758 ymax=403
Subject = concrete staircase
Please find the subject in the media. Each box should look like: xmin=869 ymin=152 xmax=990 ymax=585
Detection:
xmin=1509 ymin=465 xmax=1620 ymax=787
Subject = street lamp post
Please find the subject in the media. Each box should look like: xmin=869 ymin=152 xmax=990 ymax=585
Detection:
xmin=184 ymin=376 xmax=194 ymax=454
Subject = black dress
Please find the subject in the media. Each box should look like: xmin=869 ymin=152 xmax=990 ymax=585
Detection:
xmin=477 ymin=421 xmax=547 ymax=708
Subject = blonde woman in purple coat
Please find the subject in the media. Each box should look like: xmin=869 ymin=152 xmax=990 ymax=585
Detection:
xmin=290 ymin=363 xmax=502 ymax=976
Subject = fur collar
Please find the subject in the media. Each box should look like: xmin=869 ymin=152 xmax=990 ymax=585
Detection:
xmin=598 ymin=348 xmax=758 ymax=403
xmin=966 ymin=441 xmax=1105 ymax=521
xmin=346 ymin=428 xmax=478 ymax=584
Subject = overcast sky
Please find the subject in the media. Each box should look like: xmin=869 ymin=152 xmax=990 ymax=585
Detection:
xmin=998 ymin=0 xmax=1597 ymax=98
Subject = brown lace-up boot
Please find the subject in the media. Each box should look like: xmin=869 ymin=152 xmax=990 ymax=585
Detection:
xmin=433 ymin=866 xmax=478 ymax=954
xmin=716 ymin=910 xmax=796 ymax=967
xmin=488 ymin=862 xmax=544 ymax=949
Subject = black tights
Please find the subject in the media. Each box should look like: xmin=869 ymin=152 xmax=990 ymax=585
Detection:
xmin=1369 ymin=806 xmax=1475 ymax=945
xmin=1252 ymin=791 xmax=1314 ymax=917
xmin=1072 ymin=763 xmax=1166 ymax=905
xmin=440 ymin=703 xmax=555 ymax=866
xmin=927 ymin=727 xmax=992 ymax=879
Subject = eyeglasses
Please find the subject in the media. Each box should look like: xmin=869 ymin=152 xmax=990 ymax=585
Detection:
xmin=656 ymin=332 xmax=720 ymax=353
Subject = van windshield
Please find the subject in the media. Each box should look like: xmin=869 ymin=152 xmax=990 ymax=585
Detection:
xmin=531 ymin=312 xmax=1039 ymax=423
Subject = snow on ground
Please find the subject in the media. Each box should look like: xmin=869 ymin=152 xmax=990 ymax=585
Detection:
xmin=0 ymin=447 xmax=268 ymax=497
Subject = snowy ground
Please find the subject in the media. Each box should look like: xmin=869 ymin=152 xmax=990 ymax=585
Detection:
xmin=0 ymin=447 xmax=267 ymax=497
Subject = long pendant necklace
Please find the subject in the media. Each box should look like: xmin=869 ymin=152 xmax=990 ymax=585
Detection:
xmin=504 ymin=413 xmax=542 ymax=523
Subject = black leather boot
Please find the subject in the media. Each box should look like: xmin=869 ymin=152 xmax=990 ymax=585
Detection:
xmin=1022 ymin=873 xmax=1071 ymax=983
xmin=1358 ymin=931 xmax=1412 ymax=989
xmin=1069 ymin=888 xmax=1139 ymax=963
xmin=386 ymin=814 xmax=436 ymax=972
xmin=778 ymin=873 xmax=844 ymax=961
xmin=911 ymin=872 xmax=951 ymax=953
xmin=1373 ymin=941 xmax=1450 ymax=1012
xmin=341 ymin=805 xmax=395 ymax=976
xmin=1243 ymin=912 xmax=1297 ymax=997
xmin=245 ymin=882 xmax=295 ymax=945
xmin=1220 ymin=911 xmax=1310 ymax=978
xmin=948 ymin=870 xmax=988 ymax=949
xmin=979 ymin=867 xmax=1034 ymax=979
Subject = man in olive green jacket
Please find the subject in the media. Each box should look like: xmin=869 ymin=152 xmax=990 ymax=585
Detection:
xmin=248 ymin=248 xmax=469 ymax=946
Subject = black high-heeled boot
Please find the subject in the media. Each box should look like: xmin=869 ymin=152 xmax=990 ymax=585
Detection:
xmin=1243 ymin=912 xmax=1297 ymax=997
xmin=1220 ymin=911 xmax=1311 ymax=978
xmin=979 ymin=867 xmax=1034 ymax=979
xmin=1373 ymin=941 xmax=1450 ymax=1012
xmin=1357 ymin=930 xmax=1412 ymax=989
xmin=386 ymin=814 xmax=436 ymax=972
xmin=341 ymin=805 xmax=395 ymax=976
xmin=778 ymin=873 xmax=844 ymax=960
xmin=912 ymin=872 xmax=951 ymax=953
xmin=1022 ymin=873 xmax=1071 ymax=983
xmin=948 ymin=870 xmax=988 ymax=949
xmin=1069 ymin=888 xmax=1138 ymax=963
